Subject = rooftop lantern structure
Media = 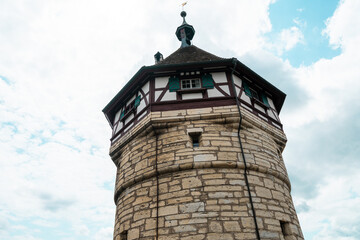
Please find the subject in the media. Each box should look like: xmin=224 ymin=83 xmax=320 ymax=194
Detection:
xmin=176 ymin=11 xmax=195 ymax=48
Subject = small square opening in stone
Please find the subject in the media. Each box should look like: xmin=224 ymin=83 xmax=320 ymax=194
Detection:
xmin=120 ymin=230 xmax=128 ymax=240
xmin=280 ymin=221 xmax=291 ymax=237
xmin=189 ymin=133 xmax=201 ymax=148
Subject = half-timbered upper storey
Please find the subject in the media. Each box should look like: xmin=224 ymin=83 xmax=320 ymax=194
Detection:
xmin=103 ymin=12 xmax=286 ymax=145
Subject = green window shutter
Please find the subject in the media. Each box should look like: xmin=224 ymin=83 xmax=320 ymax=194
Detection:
xmin=261 ymin=92 xmax=270 ymax=107
xmin=120 ymin=110 xmax=125 ymax=120
xmin=243 ymin=81 xmax=252 ymax=97
xmin=202 ymin=74 xmax=214 ymax=89
xmin=169 ymin=76 xmax=180 ymax=92
xmin=134 ymin=95 xmax=141 ymax=108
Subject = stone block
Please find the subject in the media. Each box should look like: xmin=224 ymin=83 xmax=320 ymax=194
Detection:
xmin=158 ymin=205 xmax=178 ymax=216
xmin=224 ymin=221 xmax=241 ymax=232
xmin=179 ymin=202 xmax=205 ymax=213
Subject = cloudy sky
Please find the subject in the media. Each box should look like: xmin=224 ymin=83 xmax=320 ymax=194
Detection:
xmin=0 ymin=0 xmax=359 ymax=239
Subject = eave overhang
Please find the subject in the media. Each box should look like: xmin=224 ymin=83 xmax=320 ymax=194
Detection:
xmin=102 ymin=58 xmax=286 ymax=127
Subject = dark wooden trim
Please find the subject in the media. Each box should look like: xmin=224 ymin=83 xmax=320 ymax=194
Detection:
xmin=139 ymin=89 xmax=148 ymax=105
xmin=150 ymin=78 xmax=155 ymax=107
xmin=177 ymin=88 xmax=207 ymax=94
xmin=155 ymin=82 xmax=169 ymax=103
xmin=111 ymin=106 xmax=150 ymax=142
xmin=214 ymin=84 xmax=230 ymax=97
xmin=151 ymin=97 xmax=236 ymax=111
xmin=226 ymin=71 xmax=236 ymax=97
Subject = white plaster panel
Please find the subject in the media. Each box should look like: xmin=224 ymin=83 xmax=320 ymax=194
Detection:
xmin=268 ymin=109 xmax=277 ymax=120
xmin=126 ymin=95 xmax=136 ymax=106
xmin=272 ymin=122 xmax=282 ymax=129
xmin=162 ymin=91 xmax=177 ymax=101
xmin=268 ymin=97 xmax=276 ymax=110
xmin=141 ymin=81 xmax=149 ymax=93
xmin=124 ymin=113 xmax=134 ymax=125
xmin=240 ymin=93 xmax=251 ymax=104
xmin=112 ymin=134 xmax=121 ymax=143
xmin=114 ymin=121 xmax=123 ymax=134
xmin=212 ymin=72 xmax=227 ymax=83
xmin=259 ymin=114 xmax=268 ymax=121
xmin=235 ymin=86 xmax=241 ymax=96
xmin=155 ymin=77 xmax=168 ymax=88
xmin=114 ymin=111 xmax=121 ymax=123
xmin=123 ymin=122 xmax=134 ymax=133
xmin=271 ymin=109 xmax=280 ymax=121
xmin=182 ymin=93 xmax=203 ymax=100
xmin=254 ymin=104 xmax=265 ymax=113
xmin=233 ymin=74 xmax=242 ymax=87
xmin=219 ymin=85 xmax=230 ymax=95
xmin=207 ymin=88 xmax=223 ymax=98
xmin=137 ymin=97 xmax=146 ymax=112
xmin=137 ymin=111 xmax=147 ymax=121
xmin=242 ymin=104 xmax=253 ymax=113
xmin=113 ymin=123 xmax=119 ymax=134
xmin=155 ymin=90 xmax=162 ymax=102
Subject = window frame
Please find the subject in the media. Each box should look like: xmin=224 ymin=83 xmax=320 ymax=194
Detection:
xmin=181 ymin=78 xmax=201 ymax=90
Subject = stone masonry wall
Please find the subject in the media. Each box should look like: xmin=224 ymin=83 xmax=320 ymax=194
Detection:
xmin=111 ymin=105 xmax=303 ymax=240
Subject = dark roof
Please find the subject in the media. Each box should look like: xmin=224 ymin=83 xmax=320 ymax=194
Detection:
xmin=157 ymin=45 xmax=224 ymax=65
xmin=103 ymin=46 xmax=286 ymax=126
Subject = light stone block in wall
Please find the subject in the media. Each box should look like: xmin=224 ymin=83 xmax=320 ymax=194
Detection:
xmin=211 ymin=72 xmax=227 ymax=83
xmin=155 ymin=77 xmax=168 ymax=88
xmin=182 ymin=93 xmax=203 ymax=100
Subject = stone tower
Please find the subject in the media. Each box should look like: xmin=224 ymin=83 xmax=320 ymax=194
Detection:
xmin=103 ymin=12 xmax=303 ymax=240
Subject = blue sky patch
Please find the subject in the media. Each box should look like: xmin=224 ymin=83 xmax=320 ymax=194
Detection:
xmin=268 ymin=0 xmax=341 ymax=66
xmin=0 ymin=75 xmax=11 ymax=85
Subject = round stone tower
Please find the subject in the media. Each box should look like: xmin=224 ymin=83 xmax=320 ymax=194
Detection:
xmin=103 ymin=12 xmax=303 ymax=240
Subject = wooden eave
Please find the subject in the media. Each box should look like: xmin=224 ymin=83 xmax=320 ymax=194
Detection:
xmin=103 ymin=58 xmax=286 ymax=128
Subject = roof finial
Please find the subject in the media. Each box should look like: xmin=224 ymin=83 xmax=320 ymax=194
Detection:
xmin=181 ymin=10 xmax=187 ymax=24
xmin=175 ymin=10 xmax=195 ymax=48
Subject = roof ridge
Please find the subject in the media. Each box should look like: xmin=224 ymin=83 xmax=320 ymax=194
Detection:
xmin=156 ymin=45 xmax=225 ymax=65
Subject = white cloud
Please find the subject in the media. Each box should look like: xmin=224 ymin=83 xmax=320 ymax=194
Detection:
xmin=280 ymin=26 xmax=304 ymax=51
xmin=1 ymin=0 xmax=360 ymax=239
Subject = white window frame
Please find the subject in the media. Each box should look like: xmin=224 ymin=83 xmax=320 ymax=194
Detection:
xmin=181 ymin=78 xmax=201 ymax=90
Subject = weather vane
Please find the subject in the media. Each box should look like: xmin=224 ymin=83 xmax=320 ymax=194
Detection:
xmin=180 ymin=1 xmax=187 ymax=11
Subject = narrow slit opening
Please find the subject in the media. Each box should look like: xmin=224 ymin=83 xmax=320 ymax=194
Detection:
xmin=280 ymin=221 xmax=291 ymax=237
xmin=189 ymin=133 xmax=201 ymax=148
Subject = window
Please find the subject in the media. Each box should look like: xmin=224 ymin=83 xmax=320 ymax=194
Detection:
xmin=280 ymin=221 xmax=291 ymax=237
xmin=181 ymin=79 xmax=201 ymax=89
xmin=189 ymin=132 xmax=201 ymax=148
xmin=120 ymin=95 xmax=141 ymax=120
xmin=120 ymin=230 xmax=128 ymax=240
xmin=249 ymin=88 xmax=260 ymax=101
xmin=169 ymin=74 xmax=214 ymax=92
xmin=243 ymin=81 xmax=270 ymax=107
